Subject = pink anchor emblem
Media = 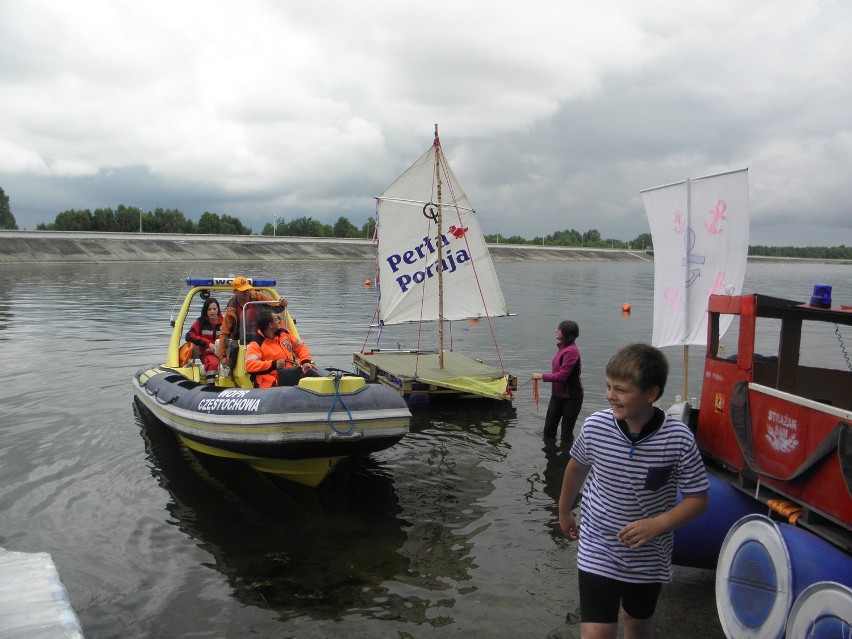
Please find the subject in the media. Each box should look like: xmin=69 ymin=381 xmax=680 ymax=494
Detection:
xmin=703 ymin=200 xmax=727 ymax=235
xmin=673 ymin=210 xmax=686 ymax=234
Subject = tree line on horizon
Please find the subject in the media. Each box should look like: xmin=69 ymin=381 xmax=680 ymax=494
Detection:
xmin=1 ymin=195 xmax=849 ymax=259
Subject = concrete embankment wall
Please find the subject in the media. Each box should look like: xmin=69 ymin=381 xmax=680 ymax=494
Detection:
xmin=0 ymin=231 xmax=653 ymax=263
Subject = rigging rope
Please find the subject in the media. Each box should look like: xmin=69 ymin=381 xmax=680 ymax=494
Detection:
xmin=435 ymin=139 xmax=509 ymax=375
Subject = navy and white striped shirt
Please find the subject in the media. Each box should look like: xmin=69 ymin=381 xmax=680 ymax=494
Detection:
xmin=570 ymin=407 xmax=708 ymax=583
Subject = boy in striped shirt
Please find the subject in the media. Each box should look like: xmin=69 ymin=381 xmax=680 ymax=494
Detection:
xmin=558 ymin=343 xmax=708 ymax=639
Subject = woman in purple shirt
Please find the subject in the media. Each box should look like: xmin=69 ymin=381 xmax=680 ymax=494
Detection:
xmin=533 ymin=320 xmax=584 ymax=444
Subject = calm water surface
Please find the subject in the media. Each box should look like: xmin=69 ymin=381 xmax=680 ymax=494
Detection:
xmin=1 ymin=258 xmax=849 ymax=638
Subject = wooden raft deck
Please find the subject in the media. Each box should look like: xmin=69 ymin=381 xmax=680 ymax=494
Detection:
xmin=353 ymin=350 xmax=516 ymax=401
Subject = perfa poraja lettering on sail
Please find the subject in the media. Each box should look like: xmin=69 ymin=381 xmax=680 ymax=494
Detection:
xmin=385 ymin=230 xmax=471 ymax=293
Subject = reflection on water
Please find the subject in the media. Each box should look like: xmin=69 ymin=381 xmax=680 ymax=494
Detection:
xmin=136 ymin=400 xmax=410 ymax=621
xmin=1 ymin=259 xmax=848 ymax=637
xmin=136 ymin=394 xmax=520 ymax=634
xmin=540 ymin=440 xmax=573 ymax=506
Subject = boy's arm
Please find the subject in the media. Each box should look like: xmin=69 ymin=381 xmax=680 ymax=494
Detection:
xmin=558 ymin=458 xmax=590 ymax=539
xmin=617 ymin=492 xmax=708 ymax=549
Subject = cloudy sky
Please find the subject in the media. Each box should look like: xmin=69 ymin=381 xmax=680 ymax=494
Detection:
xmin=1 ymin=0 xmax=850 ymax=246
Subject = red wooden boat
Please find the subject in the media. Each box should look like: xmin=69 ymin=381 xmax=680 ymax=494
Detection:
xmin=696 ymin=293 xmax=851 ymax=550
xmin=691 ymin=293 xmax=852 ymax=638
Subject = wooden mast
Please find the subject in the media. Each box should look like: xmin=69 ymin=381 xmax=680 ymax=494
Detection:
xmin=435 ymin=124 xmax=445 ymax=369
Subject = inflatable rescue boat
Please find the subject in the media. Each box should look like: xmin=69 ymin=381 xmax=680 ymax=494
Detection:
xmin=132 ymin=276 xmax=410 ymax=487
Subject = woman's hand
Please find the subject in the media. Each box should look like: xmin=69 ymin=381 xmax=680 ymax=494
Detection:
xmin=532 ymin=373 xmax=543 ymax=380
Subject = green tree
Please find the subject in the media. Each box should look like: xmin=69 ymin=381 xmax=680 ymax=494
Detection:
xmin=631 ymin=232 xmax=653 ymax=250
xmin=549 ymin=228 xmax=583 ymax=246
xmin=54 ymin=209 xmax=94 ymax=231
xmin=218 ymin=214 xmax=251 ymax=235
xmin=197 ymin=211 xmax=222 ymax=234
xmin=583 ymin=229 xmax=602 ymax=245
xmin=115 ymin=204 xmax=143 ymax=232
xmin=146 ymin=208 xmax=194 ymax=233
xmin=333 ymin=216 xmax=359 ymax=238
xmin=0 ymin=187 xmax=18 ymax=229
xmin=91 ymin=207 xmax=116 ymax=231
xmin=281 ymin=216 xmax=331 ymax=237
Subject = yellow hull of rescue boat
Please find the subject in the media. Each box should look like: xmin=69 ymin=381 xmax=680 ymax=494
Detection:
xmin=178 ymin=435 xmax=343 ymax=488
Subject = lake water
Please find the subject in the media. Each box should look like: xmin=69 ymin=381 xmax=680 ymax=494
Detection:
xmin=1 ymin=258 xmax=849 ymax=638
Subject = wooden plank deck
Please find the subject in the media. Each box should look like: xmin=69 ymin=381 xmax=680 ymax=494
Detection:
xmin=353 ymin=350 xmax=516 ymax=401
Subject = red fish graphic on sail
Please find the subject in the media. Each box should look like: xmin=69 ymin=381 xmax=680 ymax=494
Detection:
xmin=448 ymin=225 xmax=468 ymax=239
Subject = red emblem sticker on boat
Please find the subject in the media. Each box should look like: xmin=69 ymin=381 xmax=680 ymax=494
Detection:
xmin=714 ymin=392 xmax=724 ymax=413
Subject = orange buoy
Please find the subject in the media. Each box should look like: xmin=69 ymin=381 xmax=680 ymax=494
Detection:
xmin=364 ymin=279 xmax=372 ymax=286
xmin=622 ymin=303 xmax=631 ymax=312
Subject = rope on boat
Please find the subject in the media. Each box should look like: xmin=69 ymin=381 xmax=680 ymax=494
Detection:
xmin=326 ymin=371 xmax=356 ymax=435
xmin=767 ymin=499 xmax=803 ymax=525
xmin=835 ymin=324 xmax=851 ymax=371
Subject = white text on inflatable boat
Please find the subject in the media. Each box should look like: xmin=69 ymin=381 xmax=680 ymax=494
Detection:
xmin=197 ymin=389 xmax=260 ymax=412
xmin=386 ymin=234 xmax=470 ymax=293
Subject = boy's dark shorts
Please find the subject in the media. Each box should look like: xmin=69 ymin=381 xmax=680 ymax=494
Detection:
xmin=578 ymin=570 xmax=663 ymax=623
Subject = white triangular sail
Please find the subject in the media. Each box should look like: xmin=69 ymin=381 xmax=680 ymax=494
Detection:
xmin=641 ymin=168 xmax=749 ymax=347
xmin=375 ymin=140 xmax=508 ymax=326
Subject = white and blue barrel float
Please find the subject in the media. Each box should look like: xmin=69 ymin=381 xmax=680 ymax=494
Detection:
xmin=785 ymin=580 xmax=852 ymax=639
xmin=715 ymin=514 xmax=852 ymax=639
xmin=672 ymin=472 xmax=765 ymax=569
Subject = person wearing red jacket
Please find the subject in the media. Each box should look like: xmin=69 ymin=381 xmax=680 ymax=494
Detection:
xmin=244 ymin=308 xmax=319 ymax=388
xmin=185 ymin=297 xmax=223 ymax=384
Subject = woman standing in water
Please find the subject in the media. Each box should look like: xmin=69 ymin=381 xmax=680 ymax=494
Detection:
xmin=533 ymin=320 xmax=584 ymax=445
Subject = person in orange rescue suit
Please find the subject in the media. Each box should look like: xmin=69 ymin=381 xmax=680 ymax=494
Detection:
xmin=244 ymin=308 xmax=320 ymax=387
xmin=185 ymin=297 xmax=223 ymax=384
xmin=218 ymin=276 xmax=287 ymax=365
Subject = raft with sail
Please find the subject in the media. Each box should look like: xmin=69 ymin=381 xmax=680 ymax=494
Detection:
xmin=353 ymin=127 xmax=516 ymax=403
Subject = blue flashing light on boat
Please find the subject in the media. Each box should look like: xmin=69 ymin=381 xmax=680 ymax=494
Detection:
xmin=185 ymin=277 xmax=277 ymax=287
